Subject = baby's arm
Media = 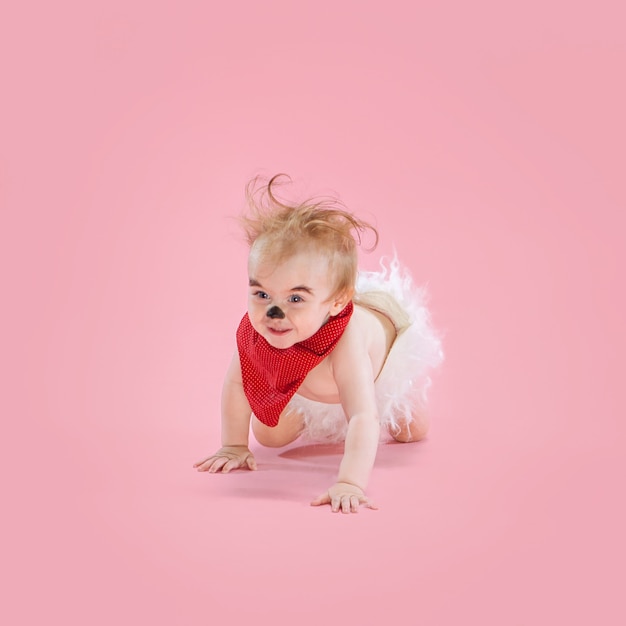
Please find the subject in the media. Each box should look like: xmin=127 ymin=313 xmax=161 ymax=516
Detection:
xmin=311 ymin=324 xmax=380 ymax=512
xmin=193 ymin=350 xmax=257 ymax=473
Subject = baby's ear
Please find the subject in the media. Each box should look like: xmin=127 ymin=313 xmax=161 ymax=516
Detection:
xmin=329 ymin=290 xmax=353 ymax=316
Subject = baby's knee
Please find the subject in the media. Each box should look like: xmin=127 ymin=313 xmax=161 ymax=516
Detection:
xmin=251 ymin=423 xmax=285 ymax=447
xmin=254 ymin=430 xmax=289 ymax=448
xmin=251 ymin=416 xmax=302 ymax=448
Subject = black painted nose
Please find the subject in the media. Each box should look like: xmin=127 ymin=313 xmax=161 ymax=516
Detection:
xmin=266 ymin=306 xmax=285 ymax=319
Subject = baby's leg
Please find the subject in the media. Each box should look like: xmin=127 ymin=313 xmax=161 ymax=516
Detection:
xmin=251 ymin=405 xmax=305 ymax=448
xmin=388 ymin=410 xmax=430 ymax=443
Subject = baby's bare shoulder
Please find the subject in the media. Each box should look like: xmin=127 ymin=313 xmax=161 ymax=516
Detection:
xmin=330 ymin=305 xmax=390 ymax=358
xmin=352 ymin=304 xmax=394 ymax=342
xmin=329 ymin=304 xmax=395 ymax=377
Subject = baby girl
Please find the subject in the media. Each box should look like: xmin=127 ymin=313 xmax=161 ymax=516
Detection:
xmin=194 ymin=175 xmax=443 ymax=513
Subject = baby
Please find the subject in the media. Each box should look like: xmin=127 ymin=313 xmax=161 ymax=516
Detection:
xmin=194 ymin=175 xmax=443 ymax=513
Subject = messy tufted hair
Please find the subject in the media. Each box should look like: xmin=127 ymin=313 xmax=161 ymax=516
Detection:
xmin=240 ymin=174 xmax=378 ymax=302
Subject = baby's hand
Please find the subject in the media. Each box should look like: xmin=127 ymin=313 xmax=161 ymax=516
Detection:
xmin=193 ymin=446 xmax=257 ymax=473
xmin=310 ymin=482 xmax=378 ymax=514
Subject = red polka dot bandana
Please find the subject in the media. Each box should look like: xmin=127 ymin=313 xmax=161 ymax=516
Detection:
xmin=236 ymin=301 xmax=354 ymax=427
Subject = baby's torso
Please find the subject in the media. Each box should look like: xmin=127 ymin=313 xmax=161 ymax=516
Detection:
xmin=296 ymin=304 xmax=397 ymax=404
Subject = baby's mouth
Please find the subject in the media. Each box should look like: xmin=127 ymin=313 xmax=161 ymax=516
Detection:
xmin=267 ymin=327 xmax=292 ymax=335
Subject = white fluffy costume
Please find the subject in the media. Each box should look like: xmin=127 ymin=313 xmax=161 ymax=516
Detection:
xmin=288 ymin=257 xmax=444 ymax=442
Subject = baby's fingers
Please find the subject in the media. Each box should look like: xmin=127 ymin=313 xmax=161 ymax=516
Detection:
xmin=331 ymin=496 xmax=343 ymax=513
xmin=359 ymin=496 xmax=379 ymax=511
xmin=221 ymin=457 xmax=245 ymax=473
xmin=340 ymin=495 xmax=353 ymax=514
xmin=193 ymin=457 xmax=211 ymax=468
xmin=194 ymin=456 xmax=218 ymax=471
xmin=310 ymin=492 xmax=331 ymax=507
xmin=335 ymin=494 xmax=378 ymax=513
xmin=337 ymin=495 xmax=362 ymax=514
xmin=207 ymin=456 xmax=230 ymax=473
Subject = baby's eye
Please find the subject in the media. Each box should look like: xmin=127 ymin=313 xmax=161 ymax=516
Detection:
xmin=253 ymin=291 xmax=269 ymax=300
xmin=288 ymin=294 xmax=304 ymax=303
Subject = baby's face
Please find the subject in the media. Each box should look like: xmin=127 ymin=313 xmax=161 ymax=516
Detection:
xmin=247 ymin=248 xmax=345 ymax=349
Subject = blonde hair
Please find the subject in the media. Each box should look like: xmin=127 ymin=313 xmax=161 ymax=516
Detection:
xmin=240 ymin=174 xmax=378 ymax=301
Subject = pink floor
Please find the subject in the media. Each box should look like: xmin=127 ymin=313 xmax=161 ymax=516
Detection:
xmin=3 ymin=2 xmax=625 ymax=624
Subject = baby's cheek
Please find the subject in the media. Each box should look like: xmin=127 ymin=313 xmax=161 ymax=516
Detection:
xmin=248 ymin=302 xmax=259 ymax=313
xmin=248 ymin=315 xmax=264 ymax=334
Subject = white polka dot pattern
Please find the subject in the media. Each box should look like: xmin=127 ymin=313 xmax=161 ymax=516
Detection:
xmin=236 ymin=301 xmax=354 ymax=427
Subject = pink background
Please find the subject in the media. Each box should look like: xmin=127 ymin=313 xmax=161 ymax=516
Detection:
xmin=2 ymin=1 xmax=624 ymax=624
